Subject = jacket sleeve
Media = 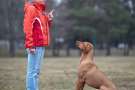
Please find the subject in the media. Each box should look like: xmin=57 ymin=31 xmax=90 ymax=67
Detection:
xmin=45 ymin=15 xmax=53 ymax=28
xmin=48 ymin=18 xmax=53 ymax=28
xmin=24 ymin=4 xmax=36 ymax=48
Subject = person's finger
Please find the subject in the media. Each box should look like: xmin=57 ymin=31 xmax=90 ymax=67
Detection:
xmin=50 ymin=9 xmax=55 ymax=15
xmin=51 ymin=9 xmax=55 ymax=14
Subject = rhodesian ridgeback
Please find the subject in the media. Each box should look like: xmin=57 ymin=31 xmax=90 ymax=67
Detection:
xmin=76 ymin=41 xmax=117 ymax=90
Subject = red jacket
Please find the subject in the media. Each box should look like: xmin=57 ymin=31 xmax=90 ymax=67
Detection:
xmin=23 ymin=2 xmax=52 ymax=48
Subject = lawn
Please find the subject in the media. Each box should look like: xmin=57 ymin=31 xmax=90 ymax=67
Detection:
xmin=0 ymin=56 xmax=135 ymax=90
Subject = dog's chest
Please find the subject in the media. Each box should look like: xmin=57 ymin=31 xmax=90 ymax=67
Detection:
xmin=79 ymin=63 xmax=94 ymax=73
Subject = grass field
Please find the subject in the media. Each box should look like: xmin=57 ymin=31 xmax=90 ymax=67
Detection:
xmin=0 ymin=56 xmax=135 ymax=90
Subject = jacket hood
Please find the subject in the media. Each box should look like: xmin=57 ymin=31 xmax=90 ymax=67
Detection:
xmin=33 ymin=1 xmax=46 ymax=11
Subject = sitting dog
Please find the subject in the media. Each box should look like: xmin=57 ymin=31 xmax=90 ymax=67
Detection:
xmin=76 ymin=41 xmax=117 ymax=90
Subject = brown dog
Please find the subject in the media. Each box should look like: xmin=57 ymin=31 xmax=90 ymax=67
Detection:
xmin=76 ymin=41 xmax=117 ymax=90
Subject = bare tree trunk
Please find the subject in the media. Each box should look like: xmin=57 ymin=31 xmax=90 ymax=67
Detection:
xmin=66 ymin=47 xmax=70 ymax=56
xmin=123 ymin=43 xmax=130 ymax=56
xmin=106 ymin=43 xmax=111 ymax=56
xmin=7 ymin=0 xmax=16 ymax=57
xmin=123 ymin=48 xmax=129 ymax=56
xmin=105 ymin=34 xmax=111 ymax=56
xmin=9 ymin=38 xmax=15 ymax=57
xmin=52 ymin=43 xmax=60 ymax=56
xmin=8 ymin=15 xmax=16 ymax=57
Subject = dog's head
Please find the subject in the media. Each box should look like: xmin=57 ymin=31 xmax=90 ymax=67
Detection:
xmin=76 ymin=41 xmax=93 ymax=53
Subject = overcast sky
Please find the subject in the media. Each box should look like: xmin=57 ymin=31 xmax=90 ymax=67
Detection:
xmin=55 ymin=0 xmax=62 ymax=5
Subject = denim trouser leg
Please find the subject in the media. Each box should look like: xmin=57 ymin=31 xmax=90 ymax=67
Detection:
xmin=26 ymin=47 xmax=45 ymax=90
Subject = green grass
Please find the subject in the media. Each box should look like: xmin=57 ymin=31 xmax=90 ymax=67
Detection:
xmin=0 ymin=57 xmax=135 ymax=90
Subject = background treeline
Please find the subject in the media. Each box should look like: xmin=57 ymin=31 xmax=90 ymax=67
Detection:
xmin=0 ymin=0 xmax=135 ymax=57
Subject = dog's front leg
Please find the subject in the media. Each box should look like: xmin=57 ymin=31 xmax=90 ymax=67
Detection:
xmin=75 ymin=79 xmax=85 ymax=90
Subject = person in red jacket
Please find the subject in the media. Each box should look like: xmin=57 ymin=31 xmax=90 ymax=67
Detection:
xmin=23 ymin=0 xmax=54 ymax=90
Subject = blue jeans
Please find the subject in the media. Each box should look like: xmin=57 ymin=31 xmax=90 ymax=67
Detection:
xmin=26 ymin=47 xmax=45 ymax=90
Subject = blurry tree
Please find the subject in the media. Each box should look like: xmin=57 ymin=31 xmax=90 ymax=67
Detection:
xmin=49 ymin=0 xmax=70 ymax=56
xmin=0 ymin=0 xmax=55 ymax=57
xmin=66 ymin=0 xmax=134 ymax=56
xmin=0 ymin=0 xmax=135 ymax=57
xmin=120 ymin=0 xmax=135 ymax=55
xmin=0 ymin=0 xmax=24 ymax=57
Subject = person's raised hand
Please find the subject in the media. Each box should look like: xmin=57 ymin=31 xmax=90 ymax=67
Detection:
xmin=48 ymin=9 xmax=55 ymax=20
